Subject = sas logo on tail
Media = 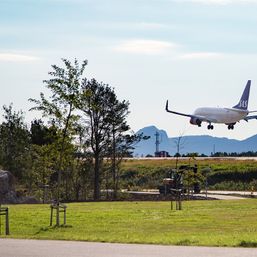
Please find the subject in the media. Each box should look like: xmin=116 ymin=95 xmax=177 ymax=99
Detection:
xmin=239 ymin=100 xmax=248 ymax=108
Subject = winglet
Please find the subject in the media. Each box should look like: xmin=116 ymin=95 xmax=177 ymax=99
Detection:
xmin=165 ymin=100 xmax=169 ymax=112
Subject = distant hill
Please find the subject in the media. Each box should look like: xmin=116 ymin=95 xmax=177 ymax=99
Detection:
xmin=134 ymin=125 xmax=257 ymax=156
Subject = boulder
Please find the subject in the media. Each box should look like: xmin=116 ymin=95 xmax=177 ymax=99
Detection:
xmin=0 ymin=169 xmax=40 ymax=204
xmin=0 ymin=170 xmax=18 ymax=204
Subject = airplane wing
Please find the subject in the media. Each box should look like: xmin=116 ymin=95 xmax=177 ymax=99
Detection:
xmin=165 ymin=100 xmax=193 ymax=118
xmin=165 ymin=100 xmax=217 ymax=123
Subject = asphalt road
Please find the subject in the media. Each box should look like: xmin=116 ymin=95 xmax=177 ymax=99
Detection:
xmin=1 ymin=239 xmax=257 ymax=257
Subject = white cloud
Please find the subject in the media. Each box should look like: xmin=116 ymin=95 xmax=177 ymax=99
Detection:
xmin=0 ymin=53 xmax=40 ymax=62
xmin=115 ymin=39 xmax=177 ymax=55
xmin=179 ymin=52 xmax=223 ymax=59
xmin=179 ymin=0 xmax=257 ymax=4
xmin=114 ymin=40 xmax=224 ymax=59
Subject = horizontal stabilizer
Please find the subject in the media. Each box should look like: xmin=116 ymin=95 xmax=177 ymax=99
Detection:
xmin=244 ymin=115 xmax=257 ymax=121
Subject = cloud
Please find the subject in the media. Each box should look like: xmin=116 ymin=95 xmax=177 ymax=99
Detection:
xmin=179 ymin=0 xmax=257 ymax=4
xmin=115 ymin=39 xmax=177 ymax=55
xmin=0 ymin=53 xmax=40 ymax=62
xmin=179 ymin=52 xmax=223 ymax=59
xmin=114 ymin=39 xmax=224 ymax=59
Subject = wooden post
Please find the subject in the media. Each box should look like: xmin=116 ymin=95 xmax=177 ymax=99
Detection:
xmin=0 ymin=206 xmax=10 ymax=235
xmin=56 ymin=205 xmax=60 ymax=226
xmin=64 ymin=207 xmax=66 ymax=225
xmin=50 ymin=205 xmax=53 ymax=226
xmin=5 ymin=208 xmax=9 ymax=235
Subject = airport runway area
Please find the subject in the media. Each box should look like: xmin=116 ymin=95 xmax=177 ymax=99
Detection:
xmin=1 ymin=239 xmax=257 ymax=257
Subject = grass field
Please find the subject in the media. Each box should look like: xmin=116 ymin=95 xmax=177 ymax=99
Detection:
xmin=1 ymin=199 xmax=257 ymax=247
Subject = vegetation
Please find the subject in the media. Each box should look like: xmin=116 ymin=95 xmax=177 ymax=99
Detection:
xmin=119 ymin=158 xmax=257 ymax=191
xmin=0 ymin=58 xmax=145 ymax=202
xmin=2 ymin=200 xmax=257 ymax=247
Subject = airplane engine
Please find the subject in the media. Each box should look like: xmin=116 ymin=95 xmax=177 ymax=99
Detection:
xmin=190 ymin=117 xmax=201 ymax=126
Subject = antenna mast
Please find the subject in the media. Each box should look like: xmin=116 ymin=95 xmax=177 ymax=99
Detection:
xmin=155 ymin=131 xmax=160 ymax=154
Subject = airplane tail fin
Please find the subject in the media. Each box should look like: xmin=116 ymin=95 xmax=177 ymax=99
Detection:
xmin=233 ymin=80 xmax=251 ymax=110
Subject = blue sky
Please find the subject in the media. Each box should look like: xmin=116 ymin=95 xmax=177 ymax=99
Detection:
xmin=1 ymin=0 xmax=257 ymax=141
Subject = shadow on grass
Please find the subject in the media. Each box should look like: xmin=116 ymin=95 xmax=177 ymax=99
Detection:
xmin=175 ymin=239 xmax=199 ymax=246
xmin=238 ymin=241 xmax=257 ymax=248
xmin=35 ymin=225 xmax=73 ymax=235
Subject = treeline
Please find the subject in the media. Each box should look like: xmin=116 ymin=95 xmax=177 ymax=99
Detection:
xmin=212 ymin=151 xmax=257 ymax=157
xmin=160 ymin=152 xmax=257 ymax=158
xmin=0 ymin=59 xmax=146 ymax=201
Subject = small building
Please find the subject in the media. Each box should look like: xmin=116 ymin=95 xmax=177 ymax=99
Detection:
xmin=155 ymin=151 xmax=170 ymax=157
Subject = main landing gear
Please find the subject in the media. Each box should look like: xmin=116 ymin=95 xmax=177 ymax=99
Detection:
xmin=227 ymin=124 xmax=234 ymax=130
xmin=207 ymin=124 xmax=214 ymax=130
xmin=207 ymin=124 xmax=235 ymax=130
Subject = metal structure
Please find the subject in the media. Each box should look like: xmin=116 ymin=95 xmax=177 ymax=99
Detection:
xmin=158 ymin=165 xmax=203 ymax=210
xmin=154 ymin=131 xmax=160 ymax=155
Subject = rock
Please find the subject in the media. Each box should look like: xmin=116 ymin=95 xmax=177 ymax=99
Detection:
xmin=0 ymin=169 xmax=40 ymax=204
xmin=0 ymin=170 xmax=14 ymax=194
xmin=0 ymin=170 xmax=18 ymax=203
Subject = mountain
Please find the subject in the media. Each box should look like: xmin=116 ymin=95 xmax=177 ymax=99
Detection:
xmin=134 ymin=125 xmax=257 ymax=156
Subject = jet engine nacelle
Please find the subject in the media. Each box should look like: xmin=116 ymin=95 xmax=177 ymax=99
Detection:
xmin=190 ymin=117 xmax=201 ymax=126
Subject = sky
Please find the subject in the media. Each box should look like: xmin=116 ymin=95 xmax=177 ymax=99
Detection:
xmin=1 ymin=0 xmax=257 ymax=140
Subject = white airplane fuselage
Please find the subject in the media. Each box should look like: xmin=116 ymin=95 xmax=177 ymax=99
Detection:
xmin=193 ymin=107 xmax=248 ymax=124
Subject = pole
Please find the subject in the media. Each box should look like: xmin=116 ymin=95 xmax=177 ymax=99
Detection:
xmin=0 ymin=204 xmax=2 ymax=235
xmin=56 ymin=204 xmax=60 ymax=226
xmin=50 ymin=206 xmax=53 ymax=226
xmin=6 ymin=208 xmax=9 ymax=235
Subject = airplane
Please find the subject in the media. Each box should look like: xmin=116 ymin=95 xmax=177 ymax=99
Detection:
xmin=165 ymin=80 xmax=257 ymax=130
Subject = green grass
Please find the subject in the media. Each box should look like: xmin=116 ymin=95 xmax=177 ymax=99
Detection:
xmin=1 ymin=200 xmax=257 ymax=247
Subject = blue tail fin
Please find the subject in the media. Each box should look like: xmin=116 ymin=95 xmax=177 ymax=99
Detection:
xmin=233 ymin=80 xmax=251 ymax=110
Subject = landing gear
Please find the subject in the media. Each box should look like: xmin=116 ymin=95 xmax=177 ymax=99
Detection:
xmin=207 ymin=124 xmax=214 ymax=130
xmin=228 ymin=124 xmax=234 ymax=130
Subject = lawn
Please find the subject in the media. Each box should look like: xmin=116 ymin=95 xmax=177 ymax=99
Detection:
xmin=1 ymin=200 xmax=257 ymax=247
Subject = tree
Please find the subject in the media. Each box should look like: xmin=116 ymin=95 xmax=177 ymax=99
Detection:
xmin=29 ymin=58 xmax=87 ymax=225
xmin=106 ymin=129 xmax=147 ymax=199
xmin=79 ymin=79 xmax=131 ymax=199
xmin=0 ymin=104 xmax=30 ymax=179
xmin=79 ymin=78 xmax=147 ymax=200
xmin=30 ymin=119 xmax=58 ymax=146
xmin=103 ymin=93 xmax=130 ymax=199
xmin=173 ymin=132 xmax=186 ymax=169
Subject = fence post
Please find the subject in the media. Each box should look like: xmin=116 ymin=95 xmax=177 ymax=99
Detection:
xmin=5 ymin=208 xmax=9 ymax=235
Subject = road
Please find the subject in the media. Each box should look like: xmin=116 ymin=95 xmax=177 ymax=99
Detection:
xmin=1 ymin=239 xmax=257 ymax=257
xmin=126 ymin=190 xmax=256 ymax=200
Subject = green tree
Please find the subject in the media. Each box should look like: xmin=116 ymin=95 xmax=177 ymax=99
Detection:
xmin=79 ymin=79 xmax=129 ymax=199
xmin=79 ymin=78 xmax=147 ymax=200
xmin=30 ymin=119 xmax=58 ymax=146
xmin=0 ymin=104 xmax=30 ymax=179
xmin=29 ymin=58 xmax=87 ymax=224
xmin=106 ymin=123 xmax=147 ymax=199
